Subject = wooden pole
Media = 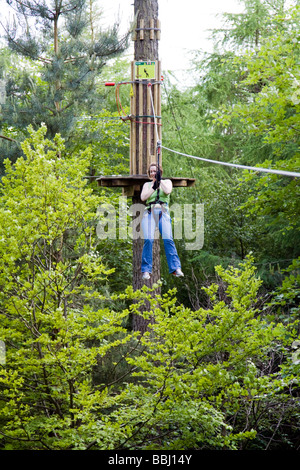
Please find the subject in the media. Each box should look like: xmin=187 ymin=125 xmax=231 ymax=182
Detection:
xmin=131 ymin=0 xmax=161 ymax=332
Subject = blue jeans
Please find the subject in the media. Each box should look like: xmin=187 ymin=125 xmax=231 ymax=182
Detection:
xmin=141 ymin=206 xmax=181 ymax=274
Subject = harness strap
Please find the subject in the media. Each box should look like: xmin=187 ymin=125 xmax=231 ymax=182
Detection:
xmin=146 ymin=201 xmax=167 ymax=214
xmin=147 ymin=200 xmax=166 ymax=208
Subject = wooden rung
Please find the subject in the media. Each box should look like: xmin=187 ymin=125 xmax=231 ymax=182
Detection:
xmin=140 ymin=19 xmax=144 ymax=40
xmin=156 ymin=20 xmax=161 ymax=40
xmin=150 ymin=19 xmax=154 ymax=40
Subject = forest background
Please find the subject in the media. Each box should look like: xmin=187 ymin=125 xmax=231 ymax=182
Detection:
xmin=0 ymin=0 xmax=299 ymax=451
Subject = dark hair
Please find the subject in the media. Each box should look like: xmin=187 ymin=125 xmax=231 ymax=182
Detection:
xmin=147 ymin=162 xmax=163 ymax=177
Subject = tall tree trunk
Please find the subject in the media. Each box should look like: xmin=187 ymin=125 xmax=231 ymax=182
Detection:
xmin=132 ymin=0 xmax=161 ymax=333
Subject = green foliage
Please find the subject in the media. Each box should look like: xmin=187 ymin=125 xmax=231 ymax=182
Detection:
xmin=119 ymin=257 xmax=295 ymax=450
xmin=269 ymin=257 xmax=300 ymax=325
xmin=0 ymin=125 xmax=128 ymax=449
xmin=212 ymin=4 xmax=300 ymax=271
xmin=70 ymin=104 xmax=132 ymax=291
xmin=0 ymin=182 xmax=293 ymax=449
xmin=217 ymin=5 xmax=300 ymax=157
xmin=0 ymin=128 xmax=297 ymax=449
xmin=73 ymin=108 xmax=130 ymax=177
xmin=216 ymin=0 xmax=288 ymax=50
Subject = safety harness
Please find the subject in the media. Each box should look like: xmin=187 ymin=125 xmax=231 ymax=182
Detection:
xmin=146 ymin=200 xmax=167 ymax=214
xmin=146 ymin=139 xmax=165 ymax=217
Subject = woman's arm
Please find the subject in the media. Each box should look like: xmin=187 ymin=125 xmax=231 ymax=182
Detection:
xmin=141 ymin=182 xmax=154 ymax=202
xmin=141 ymin=179 xmax=173 ymax=202
xmin=159 ymin=179 xmax=172 ymax=195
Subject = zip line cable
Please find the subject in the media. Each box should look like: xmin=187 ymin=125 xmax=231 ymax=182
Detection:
xmin=106 ymin=80 xmax=300 ymax=178
xmin=162 ymin=145 xmax=300 ymax=178
xmin=146 ymin=81 xmax=299 ymax=178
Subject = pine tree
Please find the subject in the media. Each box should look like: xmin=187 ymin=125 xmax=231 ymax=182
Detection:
xmin=0 ymin=0 xmax=129 ymax=162
xmin=215 ymin=0 xmax=287 ymax=50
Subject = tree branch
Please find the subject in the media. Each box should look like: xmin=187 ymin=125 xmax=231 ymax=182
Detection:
xmin=0 ymin=134 xmax=17 ymax=142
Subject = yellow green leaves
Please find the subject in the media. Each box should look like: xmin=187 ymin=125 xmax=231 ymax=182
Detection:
xmin=0 ymin=125 xmax=297 ymax=450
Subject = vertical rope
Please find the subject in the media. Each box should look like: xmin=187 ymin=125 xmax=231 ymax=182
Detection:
xmin=148 ymin=83 xmax=161 ymax=201
xmin=147 ymin=83 xmax=159 ymax=143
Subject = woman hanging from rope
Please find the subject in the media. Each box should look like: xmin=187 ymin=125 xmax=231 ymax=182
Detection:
xmin=140 ymin=161 xmax=184 ymax=280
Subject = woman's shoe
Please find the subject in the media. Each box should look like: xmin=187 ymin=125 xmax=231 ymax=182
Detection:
xmin=172 ymin=268 xmax=184 ymax=277
xmin=142 ymin=272 xmax=151 ymax=280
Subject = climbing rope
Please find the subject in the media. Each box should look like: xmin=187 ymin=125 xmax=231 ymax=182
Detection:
xmin=147 ymin=83 xmax=162 ymax=202
xmin=147 ymin=83 xmax=160 ymax=144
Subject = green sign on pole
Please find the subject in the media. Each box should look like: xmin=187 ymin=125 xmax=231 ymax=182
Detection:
xmin=135 ymin=61 xmax=156 ymax=80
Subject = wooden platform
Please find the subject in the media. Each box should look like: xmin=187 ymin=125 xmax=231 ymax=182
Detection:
xmin=96 ymin=175 xmax=195 ymax=197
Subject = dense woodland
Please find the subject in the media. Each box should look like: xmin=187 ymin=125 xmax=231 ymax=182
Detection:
xmin=0 ymin=0 xmax=299 ymax=451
